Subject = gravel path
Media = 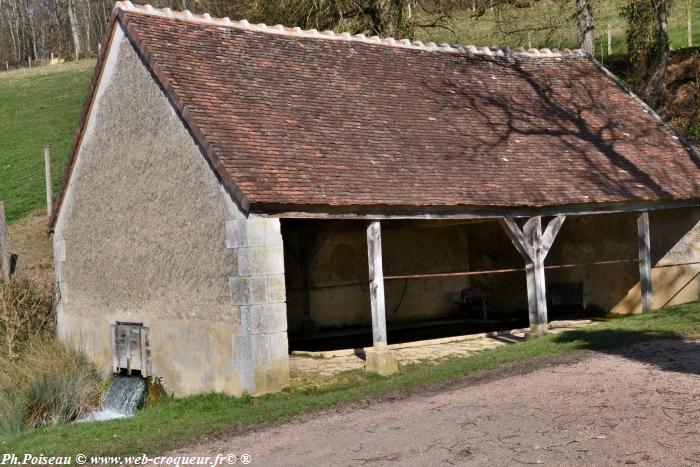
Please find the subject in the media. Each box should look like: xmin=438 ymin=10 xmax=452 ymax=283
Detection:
xmin=161 ymin=339 xmax=700 ymax=466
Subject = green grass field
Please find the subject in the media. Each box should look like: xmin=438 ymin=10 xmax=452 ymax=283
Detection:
xmin=0 ymin=60 xmax=94 ymax=223
xmin=2 ymin=302 xmax=700 ymax=457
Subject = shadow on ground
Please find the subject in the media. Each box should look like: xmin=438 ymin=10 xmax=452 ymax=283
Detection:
xmin=551 ymin=328 xmax=700 ymax=376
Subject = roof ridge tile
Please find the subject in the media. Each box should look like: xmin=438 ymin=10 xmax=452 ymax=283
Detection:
xmin=114 ymin=1 xmax=582 ymax=58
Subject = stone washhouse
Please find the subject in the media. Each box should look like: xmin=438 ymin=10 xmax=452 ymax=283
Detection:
xmin=50 ymin=2 xmax=700 ymax=396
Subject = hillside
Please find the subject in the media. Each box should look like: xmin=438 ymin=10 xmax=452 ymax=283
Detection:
xmin=418 ymin=0 xmax=700 ymax=62
xmin=0 ymin=60 xmax=95 ymax=223
xmin=605 ymin=48 xmax=700 ymax=147
xmin=665 ymin=48 xmax=700 ymax=144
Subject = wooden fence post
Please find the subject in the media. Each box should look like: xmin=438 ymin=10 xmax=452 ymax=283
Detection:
xmin=44 ymin=145 xmax=52 ymax=217
xmin=0 ymin=202 xmax=10 ymax=282
xmin=689 ymin=0 xmax=694 ymax=47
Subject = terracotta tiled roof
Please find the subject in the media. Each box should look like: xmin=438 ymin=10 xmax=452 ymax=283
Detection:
xmin=52 ymin=2 xmax=700 ymax=224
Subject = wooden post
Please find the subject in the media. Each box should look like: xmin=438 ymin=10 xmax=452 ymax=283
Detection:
xmin=44 ymin=145 xmax=52 ymax=217
xmin=524 ymin=217 xmax=548 ymax=328
xmin=500 ymin=215 xmax=565 ymax=336
xmin=689 ymin=0 xmax=693 ymax=47
xmin=637 ymin=211 xmax=653 ymax=312
xmin=365 ymin=220 xmax=397 ymax=375
xmin=607 ymin=23 xmax=613 ymax=55
xmin=367 ymin=221 xmax=387 ymax=347
xmin=0 ymin=202 xmax=10 ymax=282
xmin=528 ymin=31 xmax=532 ymax=49
xmin=110 ymin=324 xmax=119 ymax=373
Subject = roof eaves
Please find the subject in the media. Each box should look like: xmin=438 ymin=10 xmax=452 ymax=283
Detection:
xmin=113 ymin=1 xmax=583 ymax=59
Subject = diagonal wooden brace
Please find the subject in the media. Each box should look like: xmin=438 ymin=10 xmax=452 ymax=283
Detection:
xmin=500 ymin=215 xmax=566 ymax=335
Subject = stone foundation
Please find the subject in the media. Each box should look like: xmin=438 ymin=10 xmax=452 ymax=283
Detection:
xmin=365 ymin=345 xmax=398 ymax=376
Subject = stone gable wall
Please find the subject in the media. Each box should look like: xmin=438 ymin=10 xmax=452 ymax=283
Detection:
xmin=54 ymin=25 xmax=288 ymax=396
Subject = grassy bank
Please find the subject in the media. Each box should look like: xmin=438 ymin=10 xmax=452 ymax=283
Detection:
xmin=0 ymin=60 xmax=94 ymax=223
xmin=2 ymin=302 xmax=700 ymax=456
xmin=417 ymin=0 xmax=700 ymax=59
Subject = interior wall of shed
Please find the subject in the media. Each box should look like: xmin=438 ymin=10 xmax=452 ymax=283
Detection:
xmin=282 ymin=220 xmax=497 ymax=335
xmin=281 ymin=207 xmax=700 ymax=347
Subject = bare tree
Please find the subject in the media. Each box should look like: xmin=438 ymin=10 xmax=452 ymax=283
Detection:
xmin=624 ymin=0 xmax=673 ymax=107
xmin=66 ymin=0 xmax=80 ymax=59
xmin=576 ymin=0 xmax=594 ymax=54
xmin=644 ymin=0 xmax=672 ymax=105
xmin=252 ymin=0 xmax=459 ymax=38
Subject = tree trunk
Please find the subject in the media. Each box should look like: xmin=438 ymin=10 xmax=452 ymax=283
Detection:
xmin=366 ymin=0 xmax=409 ymax=38
xmin=67 ymin=0 xmax=80 ymax=60
xmin=84 ymin=0 xmax=92 ymax=53
xmin=11 ymin=0 xmax=22 ymax=63
xmin=641 ymin=0 xmax=671 ymax=107
xmin=23 ymin=0 xmax=37 ymax=59
xmin=576 ymin=0 xmax=595 ymax=54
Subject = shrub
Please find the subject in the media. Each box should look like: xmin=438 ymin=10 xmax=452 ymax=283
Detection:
xmin=0 ymin=339 xmax=101 ymax=436
xmin=0 ymin=278 xmax=54 ymax=358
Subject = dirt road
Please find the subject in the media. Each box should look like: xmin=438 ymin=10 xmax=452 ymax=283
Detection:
xmin=165 ymin=339 xmax=700 ymax=466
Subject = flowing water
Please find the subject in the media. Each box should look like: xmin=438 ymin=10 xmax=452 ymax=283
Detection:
xmin=102 ymin=376 xmax=146 ymax=415
xmin=78 ymin=375 xmax=146 ymax=422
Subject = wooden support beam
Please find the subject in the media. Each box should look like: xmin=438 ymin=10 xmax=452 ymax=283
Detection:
xmin=500 ymin=215 xmax=566 ymax=335
xmin=367 ymin=221 xmax=388 ymax=346
xmin=541 ymin=215 xmax=566 ymax=253
xmin=523 ymin=217 xmax=547 ymax=332
xmin=637 ymin=211 xmax=653 ymax=312
xmin=499 ymin=218 xmax=533 ymax=259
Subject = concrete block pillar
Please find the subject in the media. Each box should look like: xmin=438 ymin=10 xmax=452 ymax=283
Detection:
xmin=228 ymin=213 xmax=290 ymax=395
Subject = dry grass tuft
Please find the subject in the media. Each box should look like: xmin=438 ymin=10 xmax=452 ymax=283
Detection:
xmin=0 ymin=278 xmax=54 ymax=358
xmin=0 ymin=339 xmax=101 ymax=436
xmin=0 ymin=278 xmax=101 ymax=436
